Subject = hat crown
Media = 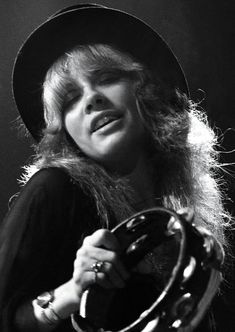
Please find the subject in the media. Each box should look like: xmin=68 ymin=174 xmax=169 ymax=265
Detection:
xmin=50 ymin=3 xmax=107 ymax=19
xmin=13 ymin=5 xmax=188 ymax=141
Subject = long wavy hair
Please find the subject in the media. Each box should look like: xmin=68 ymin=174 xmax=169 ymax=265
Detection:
xmin=20 ymin=44 xmax=231 ymax=247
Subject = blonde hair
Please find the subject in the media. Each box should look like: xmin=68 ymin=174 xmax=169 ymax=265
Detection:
xmin=21 ymin=44 xmax=231 ymax=247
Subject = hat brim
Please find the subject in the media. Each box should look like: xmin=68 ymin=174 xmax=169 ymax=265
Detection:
xmin=13 ymin=5 xmax=189 ymax=141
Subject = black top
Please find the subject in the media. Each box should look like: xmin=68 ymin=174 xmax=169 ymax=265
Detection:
xmin=0 ymin=167 xmax=233 ymax=331
xmin=0 ymin=167 xmax=100 ymax=331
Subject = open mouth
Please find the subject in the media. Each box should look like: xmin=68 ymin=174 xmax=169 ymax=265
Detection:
xmin=92 ymin=114 xmax=122 ymax=133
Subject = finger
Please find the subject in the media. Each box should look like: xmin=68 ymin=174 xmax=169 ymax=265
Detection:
xmin=73 ymin=267 xmax=113 ymax=290
xmin=76 ymin=247 xmax=130 ymax=281
xmin=75 ymin=246 xmax=118 ymax=265
xmin=84 ymin=229 xmax=121 ymax=252
xmin=89 ymin=270 xmax=114 ymax=289
xmin=88 ymin=264 xmax=124 ymax=289
xmin=74 ymin=248 xmax=129 ymax=282
xmin=73 ymin=256 xmax=129 ymax=291
xmin=83 ymin=229 xmax=130 ymax=279
xmin=110 ymin=256 xmax=130 ymax=281
xmin=100 ymin=261 xmax=126 ymax=288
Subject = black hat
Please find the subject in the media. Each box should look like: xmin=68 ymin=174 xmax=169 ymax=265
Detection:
xmin=13 ymin=3 xmax=189 ymax=141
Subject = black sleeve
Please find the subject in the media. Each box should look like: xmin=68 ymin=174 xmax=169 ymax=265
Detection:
xmin=0 ymin=168 xmax=90 ymax=332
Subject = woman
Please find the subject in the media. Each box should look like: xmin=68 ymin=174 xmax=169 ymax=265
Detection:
xmin=0 ymin=4 xmax=231 ymax=332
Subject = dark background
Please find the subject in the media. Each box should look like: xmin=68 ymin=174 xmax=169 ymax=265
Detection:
xmin=0 ymin=0 xmax=234 ymax=329
xmin=1 ymin=0 xmax=234 ymax=221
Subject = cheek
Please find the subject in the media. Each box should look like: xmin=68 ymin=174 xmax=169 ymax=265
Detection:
xmin=64 ymin=112 xmax=75 ymax=137
xmin=105 ymin=82 xmax=137 ymax=108
xmin=64 ymin=111 xmax=84 ymax=144
xmin=123 ymin=89 xmax=139 ymax=117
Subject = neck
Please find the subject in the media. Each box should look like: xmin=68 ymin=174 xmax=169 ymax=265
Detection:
xmin=124 ymin=154 xmax=157 ymax=210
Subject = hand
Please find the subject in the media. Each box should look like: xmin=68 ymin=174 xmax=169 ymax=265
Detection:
xmin=73 ymin=229 xmax=129 ymax=292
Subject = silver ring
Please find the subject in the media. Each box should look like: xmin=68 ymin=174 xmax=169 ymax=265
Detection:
xmin=91 ymin=261 xmax=105 ymax=273
xmin=91 ymin=261 xmax=105 ymax=284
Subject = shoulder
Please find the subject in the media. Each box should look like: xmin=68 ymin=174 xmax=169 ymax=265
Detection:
xmin=23 ymin=167 xmax=79 ymax=197
xmin=4 ymin=167 xmax=95 ymax=233
xmin=11 ymin=167 xmax=86 ymax=212
xmin=26 ymin=167 xmax=72 ymax=188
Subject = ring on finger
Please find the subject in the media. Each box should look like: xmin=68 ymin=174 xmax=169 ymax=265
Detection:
xmin=91 ymin=261 xmax=105 ymax=283
xmin=91 ymin=261 xmax=105 ymax=273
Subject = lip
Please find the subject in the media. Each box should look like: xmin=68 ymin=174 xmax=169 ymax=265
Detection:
xmin=90 ymin=110 xmax=123 ymax=133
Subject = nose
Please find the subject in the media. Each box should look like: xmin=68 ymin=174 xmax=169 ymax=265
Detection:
xmin=85 ymin=91 xmax=107 ymax=114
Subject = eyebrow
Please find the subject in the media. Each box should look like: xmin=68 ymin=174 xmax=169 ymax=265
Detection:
xmin=86 ymin=67 xmax=135 ymax=82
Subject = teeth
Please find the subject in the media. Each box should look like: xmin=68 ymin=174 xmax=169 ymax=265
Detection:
xmin=94 ymin=115 xmax=118 ymax=131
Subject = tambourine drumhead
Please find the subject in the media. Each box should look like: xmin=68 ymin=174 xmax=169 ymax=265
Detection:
xmin=82 ymin=239 xmax=181 ymax=330
xmin=73 ymin=207 xmax=224 ymax=332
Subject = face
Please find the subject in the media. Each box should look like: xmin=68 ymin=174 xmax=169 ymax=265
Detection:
xmin=63 ymin=69 xmax=146 ymax=171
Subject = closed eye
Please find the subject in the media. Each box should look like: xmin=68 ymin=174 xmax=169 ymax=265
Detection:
xmin=92 ymin=68 xmax=133 ymax=86
xmin=97 ymin=71 xmax=121 ymax=85
xmin=64 ymin=91 xmax=81 ymax=110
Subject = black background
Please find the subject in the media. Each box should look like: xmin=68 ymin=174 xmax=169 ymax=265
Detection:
xmin=0 ymin=0 xmax=234 ymax=329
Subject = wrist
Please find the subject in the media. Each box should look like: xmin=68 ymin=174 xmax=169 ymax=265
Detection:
xmin=32 ymin=291 xmax=61 ymax=327
xmin=53 ymin=279 xmax=82 ymax=318
xmin=32 ymin=279 xmax=83 ymax=326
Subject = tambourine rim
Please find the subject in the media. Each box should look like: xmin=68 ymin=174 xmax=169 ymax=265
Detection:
xmin=81 ymin=207 xmax=187 ymax=332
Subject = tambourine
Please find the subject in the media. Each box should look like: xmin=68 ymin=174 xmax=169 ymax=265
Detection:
xmin=72 ymin=207 xmax=224 ymax=332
